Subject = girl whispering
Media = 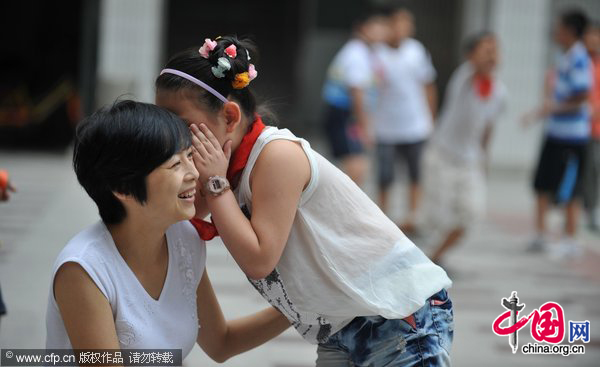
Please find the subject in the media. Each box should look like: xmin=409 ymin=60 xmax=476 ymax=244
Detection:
xmin=156 ymin=35 xmax=453 ymax=366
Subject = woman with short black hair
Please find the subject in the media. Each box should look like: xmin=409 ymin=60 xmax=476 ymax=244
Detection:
xmin=45 ymin=100 xmax=289 ymax=362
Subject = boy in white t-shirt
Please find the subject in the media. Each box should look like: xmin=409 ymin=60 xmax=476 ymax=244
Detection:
xmin=373 ymin=7 xmax=437 ymax=229
xmin=420 ymin=32 xmax=507 ymax=265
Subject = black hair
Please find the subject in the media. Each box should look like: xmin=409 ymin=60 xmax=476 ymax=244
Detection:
xmin=352 ymin=5 xmax=383 ymax=29
xmin=463 ymin=31 xmax=496 ymax=55
xmin=156 ymin=35 xmax=258 ymax=119
xmin=378 ymin=0 xmax=412 ymax=18
xmin=560 ymin=9 xmax=589 ymax=39
xmin=73 ymin=100 xmax=192 ymax=225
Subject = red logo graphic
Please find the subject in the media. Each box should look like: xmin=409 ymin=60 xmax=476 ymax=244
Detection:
xmin=492 ymin=292 xmax=565 ymax=353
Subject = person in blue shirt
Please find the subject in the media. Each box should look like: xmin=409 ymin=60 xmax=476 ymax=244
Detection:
xmin=0 ymin=169 xmax=16 ymax=328
xmin=321 ymin=11 xmax=387 ymax=186
xmin=527 ymin=9 xmax=592 ymax=255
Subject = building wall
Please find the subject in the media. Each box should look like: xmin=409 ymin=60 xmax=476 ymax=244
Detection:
xmin=96 ymin=0 xmax=165 ymax=106
xmin=484 ymin=0 xmax=552 ymax=169
xmin=164 ymin=0 xmax=304 ymax=131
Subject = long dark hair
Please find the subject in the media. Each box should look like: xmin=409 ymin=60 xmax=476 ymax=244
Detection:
xmin=156 ymin=35 xmax=260 ymax=120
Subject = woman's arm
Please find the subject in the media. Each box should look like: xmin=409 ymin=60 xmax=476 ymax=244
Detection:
xmin=191 ymin=124 xmax=310 ymax=279
xmin=196 ymin=270 xmax=290 ymax=362
xmin=54 ymin=262 xmax=120 ymax=349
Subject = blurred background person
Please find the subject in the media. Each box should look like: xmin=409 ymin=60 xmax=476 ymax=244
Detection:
xmin=0 ymin=169 xmax=16 ymax=330
xmin=419 ymin=32 xmax=506 ymax=266
xmin=0 ymin=284 xmax=5 ymax=329
xmin=321 ymin=11 xmax=387 ymax=186
xmin=583 ymin=21 xmax=600 ymax=232
xmin=0 ymin=170 xmax=16 ymax=202
xmin=373 ymin=4 xmax=437 ymax=230
xmin=526 ymin=9 xmax=592 ymax=255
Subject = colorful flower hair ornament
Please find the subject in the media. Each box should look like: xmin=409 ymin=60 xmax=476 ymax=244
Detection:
xmin=224 ymin=44 xmax=237 ymax=58
xmin=248 ymin=64 xmax=258 ymax=81
xmin=199 ymin=38 xmax=217 ymax=59
xmin=232 ymin=72 xmax=250 ymax=89
xmin=211 ymin=57 xmax=231 ymax=78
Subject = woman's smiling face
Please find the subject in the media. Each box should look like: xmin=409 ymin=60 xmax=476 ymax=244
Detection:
xmin=143 ymin=147 xmax=199 ymax=225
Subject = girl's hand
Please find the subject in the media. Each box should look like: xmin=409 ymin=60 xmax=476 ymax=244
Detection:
xmin=190 ymin=123 xmax=232 ymax=184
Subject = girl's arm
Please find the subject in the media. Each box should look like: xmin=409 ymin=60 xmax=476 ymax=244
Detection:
xmin=54 ymin=262 xmax=121 ymax=349
xmin=196 ymin=269 xmax=290 ymax=362
xmin=193 ymin=187 xmax=210 ymax=220
xmin=191 ymin=124 xmax=310 ymax=279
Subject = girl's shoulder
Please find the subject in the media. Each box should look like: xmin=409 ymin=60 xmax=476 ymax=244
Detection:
xmin=256 ymin=127 xmax=309 ymax=153
xmin=254 ymin=134 xmax=311 ymax=176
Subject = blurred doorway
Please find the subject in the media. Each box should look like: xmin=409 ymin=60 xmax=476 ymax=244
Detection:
xmin=0 ymin=0 xmax=97 ymax=150
xmin=165 ymin=0 xmax=303 ymax=129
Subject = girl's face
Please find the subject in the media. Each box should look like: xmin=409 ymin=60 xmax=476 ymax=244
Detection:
xmin=156 ymin=90 xmax=228 ymax=146
xmin=156 ymin=89 xmax=232 ymax=213
xmin=143 ymin=147 xmax=199 ymax=225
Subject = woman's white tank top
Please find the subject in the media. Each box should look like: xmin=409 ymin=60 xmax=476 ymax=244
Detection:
xmin=45 ymin=220 xmax=205 ymax=356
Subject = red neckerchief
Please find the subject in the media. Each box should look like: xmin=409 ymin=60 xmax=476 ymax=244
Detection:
xmin=474 ymin=74 xmax=493 ymax=99
xmin=190 ymin=116 xmax=266 ymax=241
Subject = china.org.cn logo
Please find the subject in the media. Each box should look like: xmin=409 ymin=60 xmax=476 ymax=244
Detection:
xmin=492 ymin=292 xmax=590 ymax=356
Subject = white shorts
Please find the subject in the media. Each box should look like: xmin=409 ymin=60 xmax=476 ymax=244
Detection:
xmin=420 ymin=146 xmax=486 ymax=231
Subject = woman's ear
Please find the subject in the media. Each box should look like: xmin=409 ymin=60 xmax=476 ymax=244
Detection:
xmin=222 ymin=101 xmax=242 ymax=133
xmin=113 ymin=191 xmax=132 ymax=202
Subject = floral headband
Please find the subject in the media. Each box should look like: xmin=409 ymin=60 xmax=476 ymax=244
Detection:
xmin=199 ymin=38 xmax=258 ymax=89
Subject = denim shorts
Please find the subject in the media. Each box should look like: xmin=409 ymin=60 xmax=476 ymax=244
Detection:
xmin=316 ymin=289 xmax=453 ymax=366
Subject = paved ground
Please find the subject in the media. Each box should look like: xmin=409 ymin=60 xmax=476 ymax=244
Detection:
xmin=1 ymin=142 xmax=599 ymax=366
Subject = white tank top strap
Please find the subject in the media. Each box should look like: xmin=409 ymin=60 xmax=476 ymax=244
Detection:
xmin=239 ymin=127 xmax=319 ymax=208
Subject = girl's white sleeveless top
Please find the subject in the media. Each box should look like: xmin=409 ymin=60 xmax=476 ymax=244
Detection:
xmin=45 ymin=220 xmax=205 ymax=356
xmin=237 ymin=127 xmax=452 ymax=344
